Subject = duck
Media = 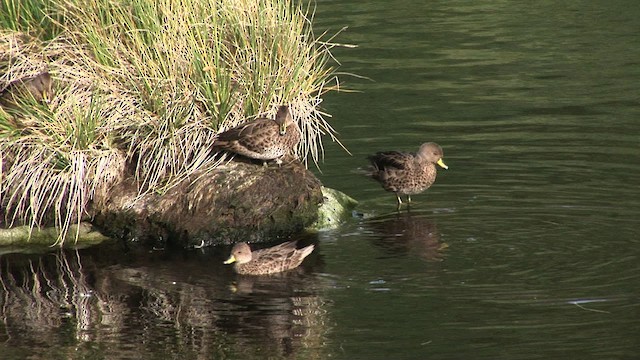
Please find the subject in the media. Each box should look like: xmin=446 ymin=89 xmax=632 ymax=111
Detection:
xmin=0 ymin=71 xmax=53 ymax=107
xmin=223 ymin=241 xmax=315 ymax=275
xmin=368 ymin=142 xmax=448 ymax=209
xmin=212 ymin=105 xmax=301 ymax=165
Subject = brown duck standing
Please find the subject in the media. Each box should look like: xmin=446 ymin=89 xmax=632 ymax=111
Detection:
xmin=223 ymin=241 xmax=315 ymax=275
xmin=213 ymin=105 xmax=301 ymax=165
xmin=0 ymin=71 xmax=53 ymax=107
xmin=368 ymin=142 xmax=448 ymax=209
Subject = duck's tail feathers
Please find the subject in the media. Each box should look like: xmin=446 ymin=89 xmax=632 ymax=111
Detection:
xmin=298 ymin=244 xmax=315 ymax=259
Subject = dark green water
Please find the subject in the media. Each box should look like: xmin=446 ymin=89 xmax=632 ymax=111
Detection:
xmin=1 ymin=1 xmax=639 ymax=359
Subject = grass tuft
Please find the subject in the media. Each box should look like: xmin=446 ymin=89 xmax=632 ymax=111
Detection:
xmin=1 ymin=0 xmax=347 ymax=244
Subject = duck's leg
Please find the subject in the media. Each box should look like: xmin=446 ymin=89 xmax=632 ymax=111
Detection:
xmin=395 ymin=194 xmax=403 ymax=211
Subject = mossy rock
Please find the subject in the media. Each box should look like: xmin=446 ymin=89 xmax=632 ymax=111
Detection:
xmin=91 ymin=159 xmax=323 ymax=247
xmin=312 ymin=187 xmax=358 ymax=230
xmin=0 ymin=222 xmax=109 ymax=253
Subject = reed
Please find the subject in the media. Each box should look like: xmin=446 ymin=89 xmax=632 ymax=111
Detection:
xmin=0 ymin=0 xmax=344 ymax=244
xmin=0 ymin=0 xmax=64 ymax=40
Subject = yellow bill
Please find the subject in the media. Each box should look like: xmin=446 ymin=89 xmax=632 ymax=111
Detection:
xmin=437 ymin=158 xmax=448 ymax=169
xmin=223 ymin=255 xmax=236 ymax=264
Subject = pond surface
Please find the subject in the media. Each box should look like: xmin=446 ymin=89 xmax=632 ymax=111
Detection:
xmin=2 ymin=0 xmax=640 ymax=359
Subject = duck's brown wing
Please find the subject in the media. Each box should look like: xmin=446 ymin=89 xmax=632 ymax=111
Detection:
xmin=251 ymin=241 xmax=308 ymax=274
xmin=216 ymin=118 xmax=277 ymax=142
xmin=253 ymin=241 xmax=298 ymax=262
xmin=368 ymin=151 xmax=414 ymax=170
xmin=214 ymin=118 xmax=282 ymax=156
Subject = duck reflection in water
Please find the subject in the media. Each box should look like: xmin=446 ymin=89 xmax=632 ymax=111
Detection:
xmin=366 ymin=212 xmax=448 ymax=262
xmin=0 ymin=244 xmax=329 ymax=359
xmin=223 ymin=270 xmax=327 ymax=358
xmin=219 ymin=239 xmax=325 ymax=357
